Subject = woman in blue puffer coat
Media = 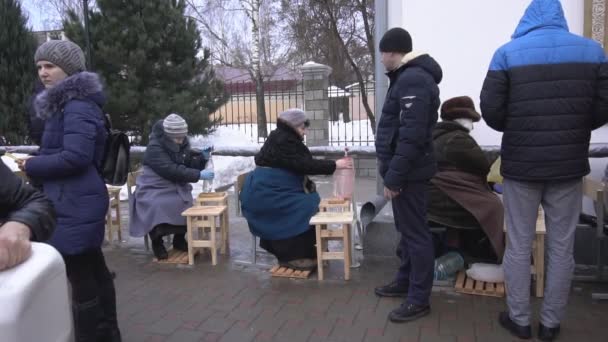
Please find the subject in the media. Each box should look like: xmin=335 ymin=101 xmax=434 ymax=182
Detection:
xmin=19 ymin=40 xmax=121 ymax=342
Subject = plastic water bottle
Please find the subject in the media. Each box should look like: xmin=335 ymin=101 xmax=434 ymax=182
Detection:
xmin=202 ymin=150 xmax=214 ymax=193
xmin=434 ymin=252 xmax=465 ymax=280
xmin=333 ymin=148 xmax=355 ymax=200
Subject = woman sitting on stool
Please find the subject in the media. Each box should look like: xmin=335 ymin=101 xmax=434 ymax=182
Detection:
xmin=129 ymin=113 xmax=214 ymax=260
xmin=240 ymin=108 xmax=353 ymax=271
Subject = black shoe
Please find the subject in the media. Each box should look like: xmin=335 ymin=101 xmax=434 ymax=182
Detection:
xmin=498 ymin=312 xmax=531 ymax=339
xmin=151 ymin=235 xmax=168 ymax=260
xmin=172 ymin=233 xmax=188 ymax=252
xmin=538 ymin=323 xmax=560 ymax=341
xmin=374 ymin=281 xmax=408 ymax=298
xmin=388 ymin=303 xmax=430 ymax=323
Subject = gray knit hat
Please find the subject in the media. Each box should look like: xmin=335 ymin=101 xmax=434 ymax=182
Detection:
xmin=163 ymin=113 xmax=188 ymax=139
xmin=34 ymin=40 xmax=86 ymax=76
xmin=278 ymin=108 xmax=309 ymax=129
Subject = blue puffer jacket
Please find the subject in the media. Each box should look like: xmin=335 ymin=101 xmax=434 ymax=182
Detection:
xmin=481 ymin=0 xmax=608 ymax=181
xmin=25 ymin=72 xmax=109 ymax=255
xmin=376 ymin=53 xmax=443 ymax=190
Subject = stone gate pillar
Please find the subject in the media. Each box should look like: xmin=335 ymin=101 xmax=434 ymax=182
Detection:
xmin=300 ymin=61 xmax=332 ymax=146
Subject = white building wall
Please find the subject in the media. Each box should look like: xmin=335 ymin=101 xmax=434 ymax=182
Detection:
xmin=386 ymin=0 xmax=608 ymax=145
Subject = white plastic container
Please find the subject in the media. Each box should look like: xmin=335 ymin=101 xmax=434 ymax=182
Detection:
xmin=0 ymin=242 xmax=73 ymax=342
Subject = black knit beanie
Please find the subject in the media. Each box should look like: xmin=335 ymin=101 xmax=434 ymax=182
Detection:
xmin=379 ymin=28 xmax=413 ymax=54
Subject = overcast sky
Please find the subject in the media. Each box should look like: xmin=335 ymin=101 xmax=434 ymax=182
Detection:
xmin=20 ymin=0 xmax=56 ymax=31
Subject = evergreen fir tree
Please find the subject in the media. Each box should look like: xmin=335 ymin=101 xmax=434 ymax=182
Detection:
xmin=64 ymin=0 xmax=228 ymax=144
xmin=0 ymin=0 xmax=37 ymax=145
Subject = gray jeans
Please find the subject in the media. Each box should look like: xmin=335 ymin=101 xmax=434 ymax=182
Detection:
xmin=503 ymin=178 xmax=582 ymax=328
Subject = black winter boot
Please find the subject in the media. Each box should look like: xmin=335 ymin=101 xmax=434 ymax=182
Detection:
xmin=72 ymin=298 xmax=103 ymax=342
xmin=172 ymin=233 xmax=188 ymax=252
xmin=150 ymin=234 xmax=168 ymax=260
xmin=96 ymin=277 xmax=122 ymax=342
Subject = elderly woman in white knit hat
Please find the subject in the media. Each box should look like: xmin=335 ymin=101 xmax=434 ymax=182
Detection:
xmin=240 ymin=108 xmax=353 ymax=271
xmin=17 ymin=40 xmax=121 ymax=341
xmin=129 ymin=113 xmax=213 ymax=260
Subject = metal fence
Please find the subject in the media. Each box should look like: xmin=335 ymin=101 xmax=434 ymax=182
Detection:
xmin=328 ymin=81 xmax=376 ymax=146
xmin=210 ymin=79 xmax=376 ymax=146
xmin=209 ymin=80 xmax=304 ymax=144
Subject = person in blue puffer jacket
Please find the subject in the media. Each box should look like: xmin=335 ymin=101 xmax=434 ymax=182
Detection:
xmin=480 ymin=1 xmax=608 ymax=340
xmin=19 ymin=40 xmax=121 ymax=342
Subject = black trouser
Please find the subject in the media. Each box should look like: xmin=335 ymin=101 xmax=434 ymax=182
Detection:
xmin=392 ymin=182 xmax=435 ymax=307
xmin=63 ymin=248 xmax=121 ymax=342
xmin=259 ymin=227 xmax=317 ymax=262
xmin=149 ymin=223 xmax=187 ymax=240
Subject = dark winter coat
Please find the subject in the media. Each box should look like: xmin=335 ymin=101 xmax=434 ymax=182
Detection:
xmin=241 ymin=167 xmax=320 ymax=240
xmin=480 ymin=0 xmax=608 ymax=181
xmin=432 ymin=121 xmax=490 ymax=177
xmin=24 ymin=72 xmax=109 ymax=255
xmin=427 ymin=122 xmax=504 ymax=258
xmin=143 ymin=120 xmax=207 ymax=183
xmin=255 ymin=120 xmax=336 ymax=175
xmin=0 ymin=159 xmax=55 ymax=242
xmin=129 ymin=120 xmax=208 ymax=237
xmin=376 ymin=53 xmax=443 ymax=190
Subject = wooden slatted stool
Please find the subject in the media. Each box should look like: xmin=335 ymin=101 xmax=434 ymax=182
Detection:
xmin=269 ymin=265 xmax=312 ymax=279
xmin=181 ymin=206 xmax=228 ymax=266
xmin=504 ymin=207 xmax=546 ymax=297
xmin=105 ymin=185 xmax=122 ymax=242
xmin=310 ymin=211 xmax=353 ymax=280
xmin=320 ymin=198 xmax=351 ymax=212
xmin=454 ymin=271 xmax=505 ymax=298
xmin=196 ymin=192 xmax=230 ymax=254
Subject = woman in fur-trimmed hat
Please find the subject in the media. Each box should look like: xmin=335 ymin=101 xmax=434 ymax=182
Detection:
xmin=427 ymin=96 xmax=505 ymax=262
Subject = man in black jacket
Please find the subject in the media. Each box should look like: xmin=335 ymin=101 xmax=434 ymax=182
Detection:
xmin=0 ymin=156 xmax=55 ymax=270
xmin=480 ymin=1 xmax=608 ymax=340
xmin=373 ymin=28 xmax=443 ymax=323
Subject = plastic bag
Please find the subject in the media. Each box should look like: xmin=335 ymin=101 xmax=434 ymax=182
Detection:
xmin=487 ymin=157 xmax=503 ymax=184
xmin=333 ymin=148 xmax=354 ymax=200
xmin=466 ymin=263 xmax=504 ymax=283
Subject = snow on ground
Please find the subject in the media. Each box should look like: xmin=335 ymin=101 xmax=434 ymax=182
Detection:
xmin=219 ymin=120 xmax=375 ymax=146
xmin=189 ymin=126 xmax=256 ymax=198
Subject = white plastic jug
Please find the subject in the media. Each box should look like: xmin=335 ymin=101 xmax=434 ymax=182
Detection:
xmin=333 ymin=148 xmax=355 ymax=200
xmin=0 ymin=243 xmax=73 ymax=342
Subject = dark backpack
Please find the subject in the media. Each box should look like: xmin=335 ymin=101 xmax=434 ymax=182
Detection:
xmin=100 ymin=114 xmax=130 ymax=185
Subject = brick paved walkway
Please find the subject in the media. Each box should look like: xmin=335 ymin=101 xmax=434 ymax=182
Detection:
xmin=105 ymin=177 xmax=608 ymax=342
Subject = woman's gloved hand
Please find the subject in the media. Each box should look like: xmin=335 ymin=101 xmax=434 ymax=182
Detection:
xmin=202 ymin=146 xmax=213 ymax=159
xmin=200 ymin=170 xmax=215 ymax=180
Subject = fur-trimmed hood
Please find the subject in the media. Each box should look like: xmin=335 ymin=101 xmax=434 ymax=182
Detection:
xmin=35 ymin=71 xmax=105 ymax=119
xmin=388 ymin=51 xmax=443 ymax=84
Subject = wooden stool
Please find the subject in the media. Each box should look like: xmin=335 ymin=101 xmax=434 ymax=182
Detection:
xmin=310 ymin=211 xmax=353 ymax=280
xmin=196 ymin=192 xmax=230 ymax=253
xmin=105 ymin=185 xmax=122 ymax=242
xmin=504 ymin=207 xmax=546 ymax=297
xmin=320 ymin=198 xmax=351 ymax=212
xmin=181 ymin=206 xmax=228 ymax=265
